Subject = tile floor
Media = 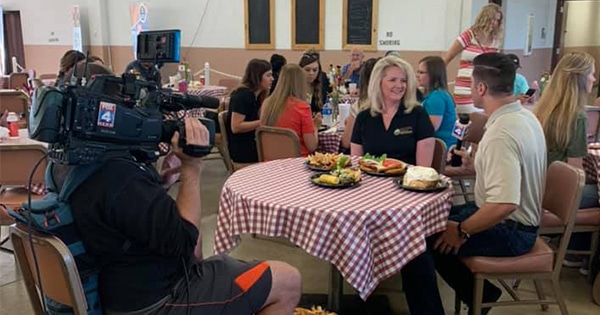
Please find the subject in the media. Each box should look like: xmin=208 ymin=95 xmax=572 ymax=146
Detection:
xmin=1 ymin=159 xmax=599 ymax=314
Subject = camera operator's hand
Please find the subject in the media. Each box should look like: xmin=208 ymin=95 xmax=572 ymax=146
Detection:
xmin=171 ymin=117 xmax=209 ymax=166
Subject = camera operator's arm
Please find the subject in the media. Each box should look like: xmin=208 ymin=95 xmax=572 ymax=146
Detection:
xmin=171 ymin=118 xmax=208 ymax=228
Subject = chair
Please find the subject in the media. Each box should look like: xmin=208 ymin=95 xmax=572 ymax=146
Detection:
xmin=217 ymin=111 xmax=234 ymax=174
xmin=255 ymin=126 xmax=301 ymax=162
xmin=10 ymin=224 xmax=88 ymax=315
xmin=455 ymin=161 xmax=584 ymax=315
xmin=432 ymin=138 xmax=447 ymax=174
xmin=586 ymin=105 xmax=600 ymax=143
xmin=540 ymin=205 xmax=600 ymax=282
xmin=0 ymin=144 xmax=48 ymax=251
xmin=217 ymin=78 xmax=240 ymax=92
xmin=8 ymin=72 xmax=29 ymax=90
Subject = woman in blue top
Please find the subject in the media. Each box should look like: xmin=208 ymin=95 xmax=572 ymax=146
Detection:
xmin=416 ymin=56 xmax=458 ymax=149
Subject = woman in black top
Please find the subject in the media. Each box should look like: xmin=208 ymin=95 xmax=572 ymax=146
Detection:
xmin=350 ymin=56 xmax=435 ymax=166
xmin=299 ymin=49 xmax=328 ymax=114
xmin=226 ymin=59 xmax=273 ymax=164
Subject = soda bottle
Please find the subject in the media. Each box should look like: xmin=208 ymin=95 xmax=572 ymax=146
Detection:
xmin=7 ymin=112 xmax=19 ymax=138
xmin=322 ymin=99 xmax=333 ymax=127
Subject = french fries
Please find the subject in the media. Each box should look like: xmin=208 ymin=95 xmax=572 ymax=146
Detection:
xmin=307 ymin=153 xmax=350 ymax=170
xmin=294 ymin=306 xmax=338 ymax=315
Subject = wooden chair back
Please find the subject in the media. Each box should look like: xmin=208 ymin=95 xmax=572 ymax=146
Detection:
xmin=10 ymin=224 xmax=88 ymax=315
xmin=256 ymin=126 xmax=301 ymax=162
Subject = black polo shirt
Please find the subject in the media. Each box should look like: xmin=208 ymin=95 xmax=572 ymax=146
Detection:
xmin=226 ymin=87 xmax=260 ymax=163
xmin=351 ymin=104 xmax=434 ymax=165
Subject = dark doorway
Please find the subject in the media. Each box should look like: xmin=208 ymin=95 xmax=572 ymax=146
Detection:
xmin=3 ymin=10 xmax=25 ymax=74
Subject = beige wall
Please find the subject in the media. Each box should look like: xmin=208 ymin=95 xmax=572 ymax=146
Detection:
xmin=24 ymin=45 xmax=552 ymax=93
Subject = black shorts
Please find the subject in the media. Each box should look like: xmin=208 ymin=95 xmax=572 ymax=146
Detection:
xmin=155 ymin=255 xmax=272 ymax=315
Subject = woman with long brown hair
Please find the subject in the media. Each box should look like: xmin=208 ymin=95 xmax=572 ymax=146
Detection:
xmin=226 ymin=59 xmax=273 ymax=164
xmin=261 ymin=64 xmax=321 ymax=156
xmin=299 ymin=49 xmax=327 ymax=114
xmin=534 ymin=51 xmax=597 ymax=272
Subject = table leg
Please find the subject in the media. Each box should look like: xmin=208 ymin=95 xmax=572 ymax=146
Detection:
xmin=327 ymin=264 xmax=343 ymax=311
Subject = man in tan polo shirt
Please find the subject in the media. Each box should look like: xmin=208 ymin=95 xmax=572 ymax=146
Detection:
xmin=432 ymin=52 xmax=547 ymax=314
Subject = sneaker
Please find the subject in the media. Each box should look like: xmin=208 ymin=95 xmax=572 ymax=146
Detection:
xmin=563 ymin=254 xmax=584 ymax=268
xmin=580 ymin=258 xmax=589 ymax=276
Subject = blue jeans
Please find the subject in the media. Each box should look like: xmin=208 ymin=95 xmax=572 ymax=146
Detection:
xmin=431 ymin=203 xmax=538 ymax=308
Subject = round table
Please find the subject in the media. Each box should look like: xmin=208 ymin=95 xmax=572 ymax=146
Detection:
xmin=214 ymin=157 xmax=453 ymax=300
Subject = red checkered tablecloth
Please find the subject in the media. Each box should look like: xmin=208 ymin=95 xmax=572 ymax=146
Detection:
xmin=317 ymin=130 xmax=343 ymax=153
xmin=187 ymin=85 xmax=228 ymax=99
xmin=214 ymin=157 xmax=453 ymax=299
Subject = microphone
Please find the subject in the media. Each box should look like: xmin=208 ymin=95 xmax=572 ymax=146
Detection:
xmin=450 ymin=114 xmax=470 ymax=167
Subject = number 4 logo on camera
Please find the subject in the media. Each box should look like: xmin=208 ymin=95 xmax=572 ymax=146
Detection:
xmin=97 ymin=102 xmax=116 ymax=128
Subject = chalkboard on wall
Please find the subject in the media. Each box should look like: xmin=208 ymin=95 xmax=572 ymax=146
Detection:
xmin=292 ymin=0 xmax=324 ymax=50
xmin=343 ymin=0 xmax=378 ymax=50
xmin=245 ymin=0 xmax=275 ymax=49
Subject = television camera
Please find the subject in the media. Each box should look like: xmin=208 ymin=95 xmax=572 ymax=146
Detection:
xmin=28 ymin=30 xmax=217 ymax=165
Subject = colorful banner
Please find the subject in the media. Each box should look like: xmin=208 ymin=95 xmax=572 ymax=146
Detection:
xmin=129 ymin=3 xmax=149 ymax=58
xmin=0 ymin=5 xmax=5 ymax=74
xmin=72 ymin=5 xmax=83 ymax=52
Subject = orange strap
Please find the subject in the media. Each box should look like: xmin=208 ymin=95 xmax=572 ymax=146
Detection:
xmin=234 ymin=261 xmax=270 ymax=292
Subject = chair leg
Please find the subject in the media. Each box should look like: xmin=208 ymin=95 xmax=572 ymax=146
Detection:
xmin=512 ymin=279 xmax=522 ymax=289
xmin=551 ymin=277 xmax=569 ymax=315
xmin=454 ymin=292 xmax=461 ymax=314
xmin=588 ymin=230 xmax=599 ymax=283
xmin=472 ymin=275 xmax=484 ymax=315
xmin=533 ymin=279 xmax=549 ymax=311
xmin=458 ymin=179 xmax=468 ymax=202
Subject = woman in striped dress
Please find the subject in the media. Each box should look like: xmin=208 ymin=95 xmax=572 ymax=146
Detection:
xmin=444 ymin=3 xmax=503 ymax=114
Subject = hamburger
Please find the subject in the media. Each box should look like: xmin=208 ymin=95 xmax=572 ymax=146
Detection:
xmin=402 ymin=166 xmax=440 ymax=188
xmin=358 ymin=153 xmax=407 ymax=175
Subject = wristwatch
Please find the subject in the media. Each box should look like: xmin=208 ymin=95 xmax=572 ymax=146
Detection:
xmin=457 ymin=222 xmax=471 ymax=240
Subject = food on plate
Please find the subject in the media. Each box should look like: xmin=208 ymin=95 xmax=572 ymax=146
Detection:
xmin=358 ymin=153 xmax=407 ymax=175
xmin=313 ymin=168 xmax=361 ymax=185
xmin=402 ymin=166 xmax=440 ymax=188
xmin=294 ymin=306 xmax=338 ymax=315
xmin=307 ymin=152 xmax=351 ymax=170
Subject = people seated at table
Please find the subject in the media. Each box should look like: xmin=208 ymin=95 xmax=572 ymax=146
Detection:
xmin=342 ymin=47 xmax=364 ymax=85
xmin=270 ymin=53 xmax=287 ymax=94
xmin=54 ymin=50 xmax=86 ymax=86
xmin=350 ymin=56 xmax=435 ymax=166
xmin=506 ymin=53 xmax=532 ymax=104
xmin=416 ymin=56 xmax=458 ymax=149
xmin=261 ymin=64 xmax=321 ymax=156
xmin=299 ymin=49 xmax=327 ymax=114
xmin=341 ymin=57 xmax=379 ymax=151
xmin=434 ymin=53 xmax=546 ymax=314
xmin=124 ymin=59 xmax=162 ymax=84
xmin=226 ymin=59 xmax=273 ymax=165
xmin=534 ymin=51 xmax=597 ymax=274
xmin=444 ymin=3 xmax=503 ymax=114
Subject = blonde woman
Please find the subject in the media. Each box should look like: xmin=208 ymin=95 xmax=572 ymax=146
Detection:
xmin=445 ymin=3 xmax=503 ymax=114
xmin=350 ymin=56 xmax=435 ymax=166
xmin=534 ymin=52 xmax=597 ymax=272
xmin=261 ymin=64 xmax=321 ymax=156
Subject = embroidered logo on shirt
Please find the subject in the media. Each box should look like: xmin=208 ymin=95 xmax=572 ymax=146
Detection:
xmin=394 ymin=127 xmax=413 ymax=136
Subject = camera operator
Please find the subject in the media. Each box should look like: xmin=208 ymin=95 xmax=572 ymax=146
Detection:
xmin=58 ymin=65 xmax=301 ymax=314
